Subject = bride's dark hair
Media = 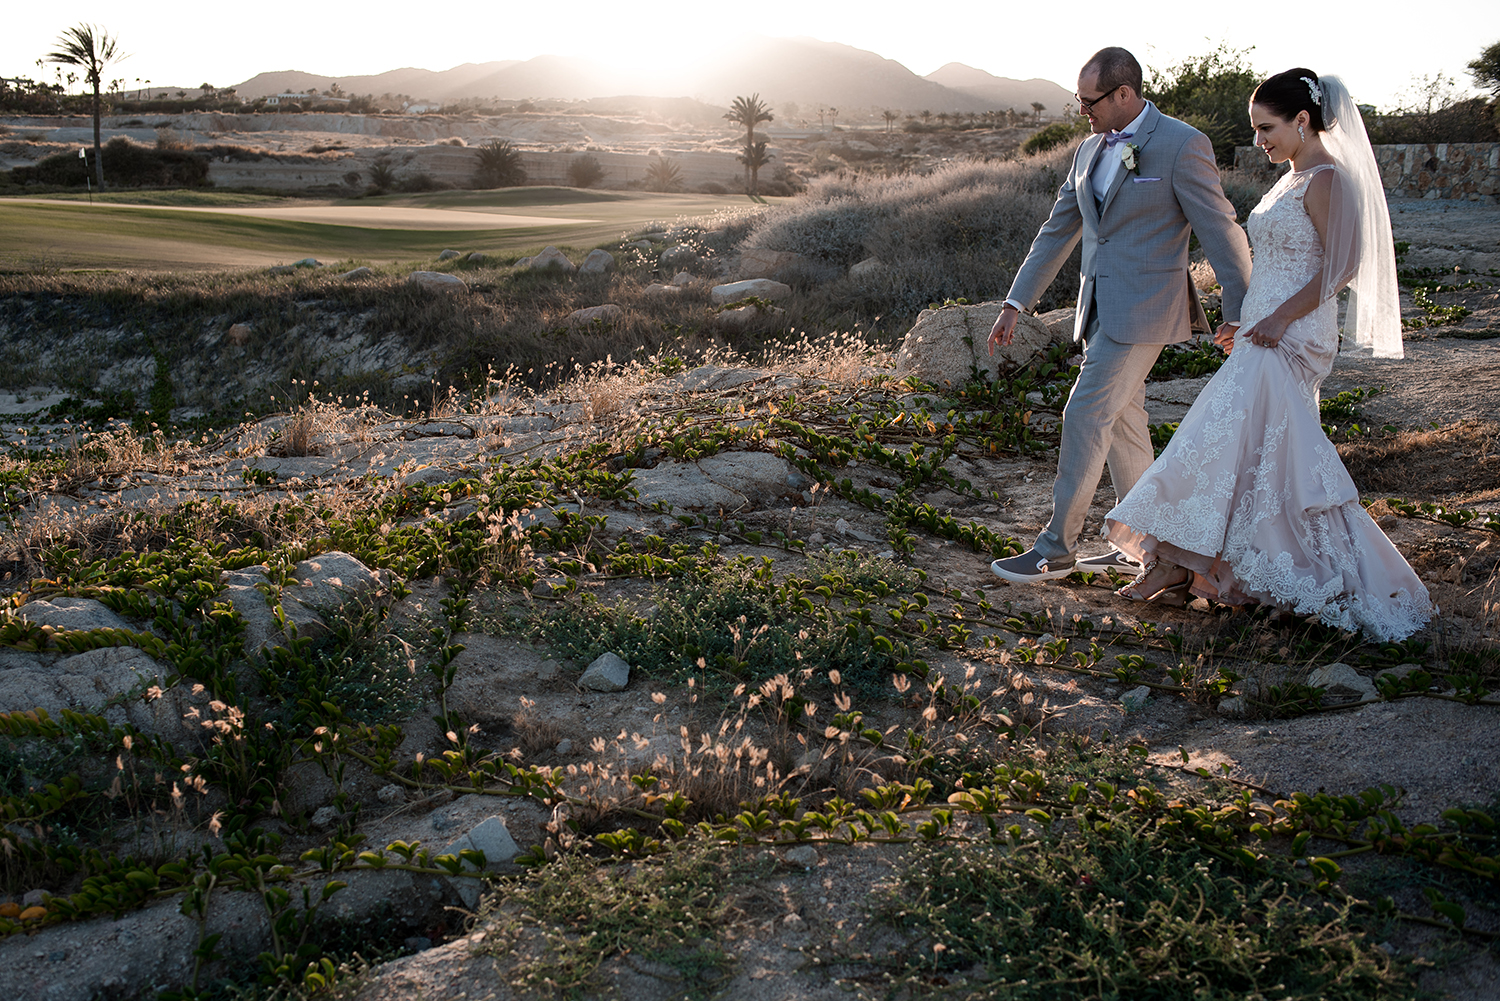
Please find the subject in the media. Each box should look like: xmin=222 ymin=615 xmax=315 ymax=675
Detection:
xmin=1252 ymin=68 xmax=1330 ymax=132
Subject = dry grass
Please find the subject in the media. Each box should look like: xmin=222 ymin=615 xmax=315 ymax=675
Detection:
xmin=1340 ymin=421 xmax=1500 ymax=505
xmin=512 ymin=696 xmax=564 ymax=756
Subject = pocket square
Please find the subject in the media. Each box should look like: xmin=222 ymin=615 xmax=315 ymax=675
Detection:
xmin=1132 ymin=176 xmax=1162 ymax=183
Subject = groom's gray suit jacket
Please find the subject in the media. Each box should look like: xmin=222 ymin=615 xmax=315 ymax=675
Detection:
xmin=1006 ymin=104 xmax=1251 ymax=342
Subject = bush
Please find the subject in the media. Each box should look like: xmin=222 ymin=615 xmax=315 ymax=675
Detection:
xmin=698 ymin=181 xmax=728 ymax=195
xmin=1367 ymin=95 xmax=1499 ymax=144
xmin=368 ymin=158 xmax=396 ymax=194
xmin=643 ymin=156 xmax=682 ymax=192
xmin=473 ymin=140 xmax=527 ymax=188
xmin=568 ymin=153 xmax=605 ymax=189
xmin=396 ymin=171 xmax=444 ymax=193
xmin=1022 ymin=120 xmax=1088 ymax=155
xmin=1219 ymin=168 xmax=1275 ymax=222
xmin=739 ymin=147 xmax=1081 ymax=319
xmin=1145 ymin=43 xmax=1261 ymax=166
xmin=10 ymin=136 xmax=209 ymax=188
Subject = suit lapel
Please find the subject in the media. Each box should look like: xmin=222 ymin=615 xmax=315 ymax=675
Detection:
xmin=1098 ymin=104 xmax=1161 ymax=218
xmin=1078 ymin=135 xmax=1104 ymax=226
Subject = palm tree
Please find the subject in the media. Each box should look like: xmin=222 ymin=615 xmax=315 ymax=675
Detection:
xmin=882 ymin=109 xmax=899 ymax=134
xmin=1030 ymin=101 xmax=1046 ymax=121
xmin=737 ymin=141 xmax=773 ymax=196
xmin=48 ymin=23 xmax=124 ymax=190
xmin=724 ymin=93 xmax=773 ymax=195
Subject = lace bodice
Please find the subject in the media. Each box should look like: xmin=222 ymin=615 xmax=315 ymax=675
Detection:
xmin=1241 ymin=164 xmax=1340 ymax=366
xmin=1248 ymin=165 xmax=1332 ymax=284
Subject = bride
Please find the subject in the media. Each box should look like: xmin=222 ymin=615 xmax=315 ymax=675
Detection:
xmin=1101 ymin=68 xmax=1431 ymax=641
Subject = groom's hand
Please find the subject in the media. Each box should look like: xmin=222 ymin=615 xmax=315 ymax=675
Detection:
xmin=988 ymin=305 xmax=1020 ymax=355
xmin=1213 ymin=322 xmax=1239 ymax=354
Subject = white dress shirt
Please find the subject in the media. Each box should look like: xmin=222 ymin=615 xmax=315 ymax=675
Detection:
xmin=1091 ymin=102 xmax=1152 ymax=203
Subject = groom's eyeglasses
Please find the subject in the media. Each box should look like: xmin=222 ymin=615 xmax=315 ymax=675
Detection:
xmin=1075 ymin=86 xmax=1120 ymax=113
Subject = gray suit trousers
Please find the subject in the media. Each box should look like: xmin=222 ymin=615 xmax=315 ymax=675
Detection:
xmin=1032 ymin=309 xmax=1163 ymax=562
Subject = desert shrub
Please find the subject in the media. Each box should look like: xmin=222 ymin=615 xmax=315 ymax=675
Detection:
xmin=1022 ymin=120 xmax=1088 ymax=155
xmin=10 ymin=136 xmax=208 ymax=188
xmin=643 ymin=156 xmax=682 ymax=192
xmin=1368 ymin=97 xmax=1500 ymax=144
xmin=1220 ymin=168 xmax=1276 ymax=222
xmin=698 ymin=180 xmax=728 ymax=195
xmin=395 ymin=171 xmax=445 ymax=193
xmin=473 ymin=139 xmax=527 ymax=188
xmin=1145 ymin=42 xmax=1261 ymax=166
xmin=154 ymin=126 xmax=188 ymax=151
xmin=367 ymin=158 xmax=396 ymax=193
xmin=568 ymin=153 xmax=605 ymax=188
xmin=740 ymin=146 xmax=1081 ymax=319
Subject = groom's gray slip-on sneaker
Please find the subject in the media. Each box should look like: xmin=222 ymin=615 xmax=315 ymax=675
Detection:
xmin=1074 ymin=549 xmax=1142 ymax=574
xmin=990 ymin=549 xmax=1076 ymax=583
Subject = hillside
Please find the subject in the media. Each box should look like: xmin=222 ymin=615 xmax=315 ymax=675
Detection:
xmin=233 ymin=61 xmax=522 ymax=101
xmin=230 ymin=36 xmax=1070 ymax=117
xmin=924 ymin=61 xmax=1076 ymax=114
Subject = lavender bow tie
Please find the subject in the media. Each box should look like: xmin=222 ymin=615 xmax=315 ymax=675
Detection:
xmin=1103 ymin=131 xmax=1134 ymax=147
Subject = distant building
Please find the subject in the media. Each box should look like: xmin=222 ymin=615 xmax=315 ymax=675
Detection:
xmin=266 ymin=92 xmax=312 ymax=106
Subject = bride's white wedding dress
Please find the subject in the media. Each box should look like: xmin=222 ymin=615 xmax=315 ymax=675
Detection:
xmin=1103 ymin=164 xmax=1431 ymax=641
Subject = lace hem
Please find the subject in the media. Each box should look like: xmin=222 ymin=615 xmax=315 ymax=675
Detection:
xmin=1104 ymin=499 xmax=1432 ymax=642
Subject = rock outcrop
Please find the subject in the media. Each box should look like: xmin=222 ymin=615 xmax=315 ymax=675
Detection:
xmin=894 ymin=301 xmax=1063 ymax=386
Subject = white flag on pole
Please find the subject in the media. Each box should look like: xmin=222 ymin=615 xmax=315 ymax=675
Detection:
xmin=79 ymin=147 xmax=87 ymax=158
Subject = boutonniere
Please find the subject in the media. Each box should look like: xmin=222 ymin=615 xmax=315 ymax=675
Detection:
xmin=1121 ymin=142 xmax=1142 ymax=174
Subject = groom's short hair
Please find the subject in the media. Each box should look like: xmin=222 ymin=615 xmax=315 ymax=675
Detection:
xmin=1084 ymin=47 xmax=1144 ymax=98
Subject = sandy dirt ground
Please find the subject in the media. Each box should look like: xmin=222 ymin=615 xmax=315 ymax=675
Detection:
xmin=0 ymin=147 xmax=1495 ymax=1001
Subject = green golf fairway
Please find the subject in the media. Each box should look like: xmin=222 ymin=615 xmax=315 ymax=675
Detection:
xmin=0 ymin=187 xmax=768 ymax=271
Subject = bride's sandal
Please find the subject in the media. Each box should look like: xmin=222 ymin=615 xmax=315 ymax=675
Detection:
xmin=1116 ymin=559 xmax=1192 ymax=606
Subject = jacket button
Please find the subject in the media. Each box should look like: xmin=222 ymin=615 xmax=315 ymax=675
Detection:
xmin=1098 ymin=238 xmax=1108 ymax=244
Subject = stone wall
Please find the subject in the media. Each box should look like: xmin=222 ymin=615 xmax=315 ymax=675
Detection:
xmin=1374 ymin=143 xmax=1499 ymax=201
xmin=1234 ymin=143 xmax=1500 ymax=203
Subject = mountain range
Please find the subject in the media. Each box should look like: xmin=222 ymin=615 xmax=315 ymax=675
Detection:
xmin=232 ymin=36 xmax=1073 ymax=116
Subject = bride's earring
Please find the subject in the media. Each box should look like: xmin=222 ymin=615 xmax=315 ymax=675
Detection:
xmin=1298 ymin=124 xmax=1306 ymax=141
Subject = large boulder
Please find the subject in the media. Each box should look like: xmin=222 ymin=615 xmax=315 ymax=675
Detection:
xmin=579 ymin=249 xmax=615 ymax=274
xmin=737 ymin=247 xmax=804 ymax=280
xmin=285 ymin=552 xmax=382 ymax=616
xmin=566 ymin=304 xmax=625 ymax=328
xmin=16 ymin=597 xmax=134 ymax=633
xmin=630 ymin=452 xmax=809 ymax=512
xmin=528 ymin=247 xmax=576 ymax=273
xmin=894 ymin=301 xmax=1063 ymax=386
xmin=222 ymin=553 xmax=382 ymax=653
xmin=710 ymin=279 xmax=792 ymax=306
xmin=715 ymin=304 xmax=785 ymax=333
xmin=659 ymin=244 xmax=697 ymax=270
xmin=408 ymin=271 xmax=468 ymax=293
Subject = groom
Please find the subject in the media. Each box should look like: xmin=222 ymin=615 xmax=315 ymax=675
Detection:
xmin=989 ymin=46 xmax=1252 ymax=584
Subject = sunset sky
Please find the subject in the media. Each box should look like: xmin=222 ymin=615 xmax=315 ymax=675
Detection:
xmin=5 ymin=2 xmax=1496 ymax=111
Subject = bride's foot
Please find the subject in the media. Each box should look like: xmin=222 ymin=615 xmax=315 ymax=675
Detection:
xmin=1116 ymin=558 xmax=1191 ymax=605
